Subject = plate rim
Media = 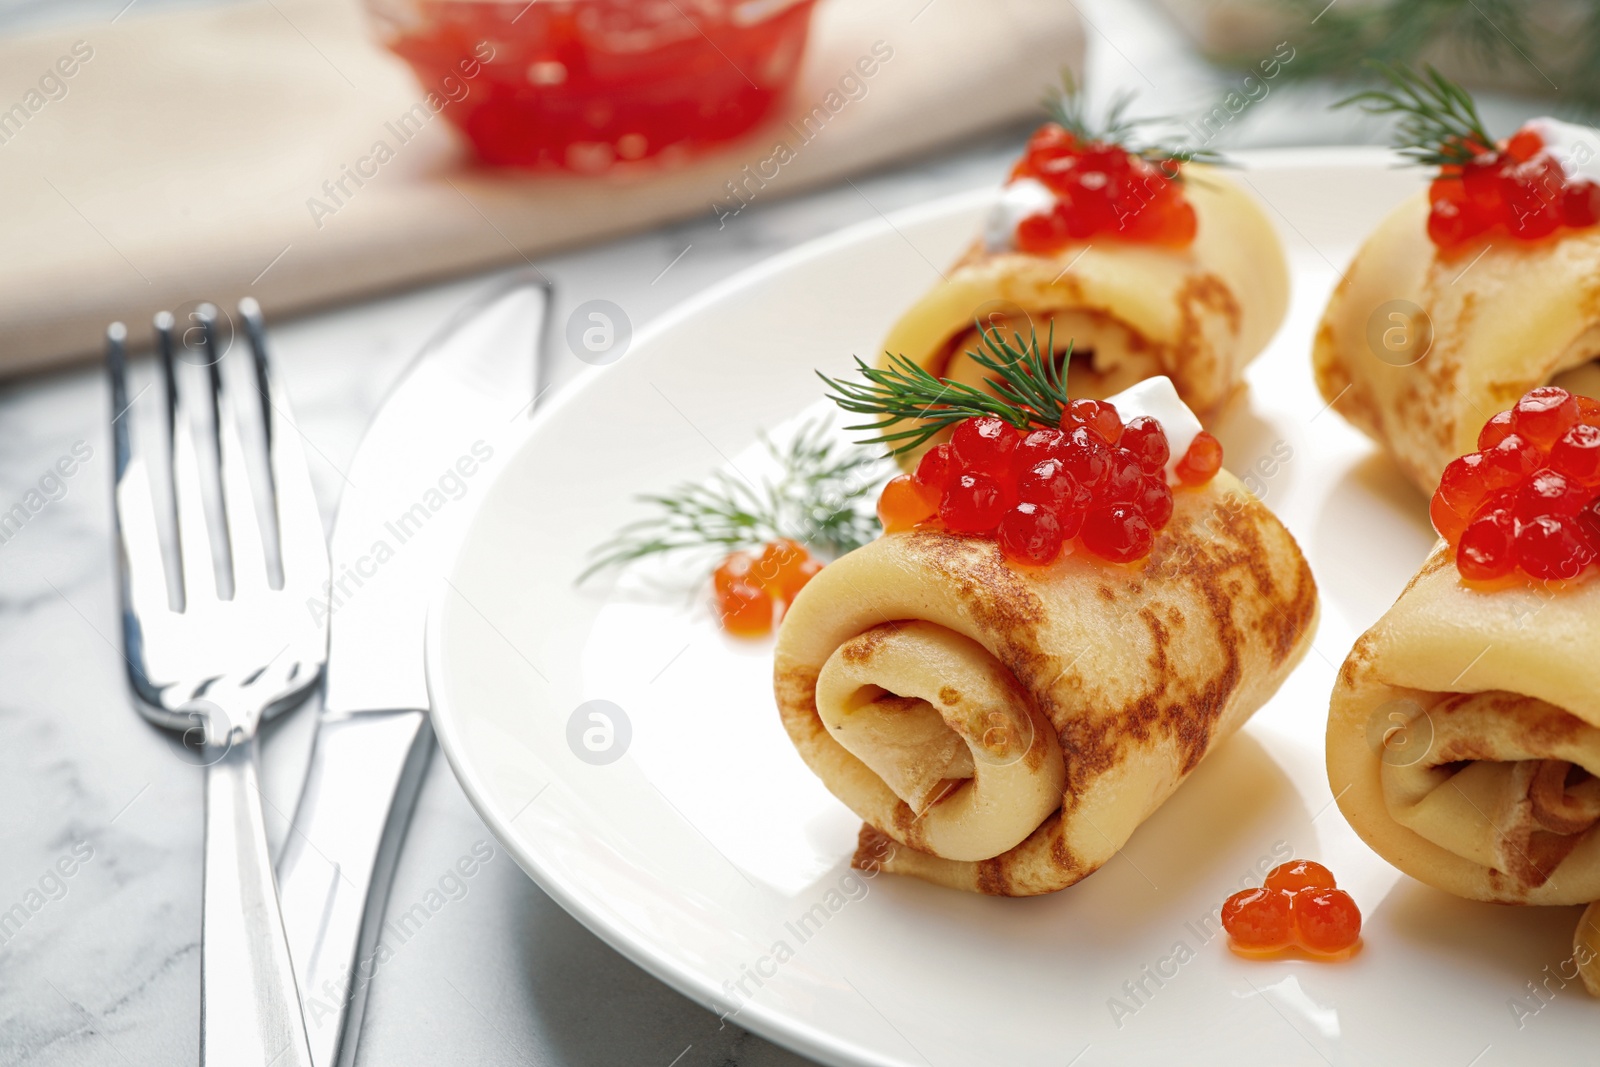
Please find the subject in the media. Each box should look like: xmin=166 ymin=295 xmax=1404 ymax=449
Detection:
xmin=424 ymin=143 xmax=1407 ymax=1067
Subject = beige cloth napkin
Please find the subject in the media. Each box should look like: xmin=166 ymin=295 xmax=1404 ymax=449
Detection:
xmin=0 ymin=0 xmax=1083 ymax=374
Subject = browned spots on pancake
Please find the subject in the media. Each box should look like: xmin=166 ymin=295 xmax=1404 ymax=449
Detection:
xmin=1416 ymin=549 xmax=1454 ymax=582
xmin=903 ymin=530 xmax=1049 ymax=676
xmin=1338 ymin=631 xmax=1377 ymax=689
xmin=1049 ymin=832 xmax=1077 ymax=872
xmin=1312 ymin=320 xmax=1340 ymax=370
xmin=1312 ymin=316 xmax=1381 ymax=437
xmin=1096 ymin=584 xmax=1117 ymax=603
xmin=1431 ymin=738 xmax=1499 ymax=764
xmin=838 ymin=624 xmax=897 ymax=665
xmin=852 ymin=823 xmax=897 ymax=873
xmin=1311 ymin=319 xmax=1344 ymax=399
xmin=888 ymin=799 xmax=929 ymax=852
xmin=1139 ymin=589 xmax=1240 ymax=775
xmin=1430 ymin=691 xmax=1588 ymax=754
xmin=1408 ymin=282 xmax=1473 ymax=459
xmin=1435 ymin=691 xmax=1590 ymax=752
xmin=1048 ymin=487 xmax=1314 ymax=795
xmin=1057 ymin=270 xmax=1088 ymax=301
xmin=1122 ymin=322 xmax=1158 ymax=358
xmin=975 ymin=858 xmax=1008 ymax=895
xmin=1021 ymin=717 xmax=1051 ymax=772
xmin=774 ymin=665 xmax=822 ymax=729
xmin=1507 ymin=829 xmax=1584 ymax=891
xmin=1163 ymin=273 xmax=1241 ymax=417
xmin=1180 ymin=273 xmax=1242 ymax=337
xmin=1187 ymin=488 xmax=1316 ymax=668
xmin=939 ymin=686 xmax=961 ymax=705
xmin=872 ymin=694 xmax=925 ymax=716
xmin=1141 ymin=608 xmax=1172 ymax=681
xmin=1525 ymin=708 xmax=1590 ymax=749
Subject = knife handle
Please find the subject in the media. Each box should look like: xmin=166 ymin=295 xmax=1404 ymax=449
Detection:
xmin=276 ymin=709 xmax=433 ymax=1067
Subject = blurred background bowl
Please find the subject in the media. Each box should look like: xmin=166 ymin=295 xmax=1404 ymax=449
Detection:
xmin=364 ymin=0 xmax=820 ymax=171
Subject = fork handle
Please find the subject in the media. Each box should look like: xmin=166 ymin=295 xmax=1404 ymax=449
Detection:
xmin=202 ymin=738 xmax=314 ymax=1067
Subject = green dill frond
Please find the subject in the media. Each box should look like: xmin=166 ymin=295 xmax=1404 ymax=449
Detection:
xmin=1335 ymin=62 xmax=1496 ymax=168
xmin=1044 ymin=70 xmax=1227 ymax=168
xmin=819 ymin=323 xmax=1071 ymax=455
xmin=580 ymin=419 xmax=887 ymax=581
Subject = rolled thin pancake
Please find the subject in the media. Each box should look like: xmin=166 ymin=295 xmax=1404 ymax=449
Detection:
xmin=1328 ymin=545 xmax=1600 ymax=904
xmin=1313 ymin=192 xmax=1600 ymax=493
xmin=880 ymin=163 xmax=1289 ymax=465
xmin=774 ymin=470 xmax=1317 ymax=896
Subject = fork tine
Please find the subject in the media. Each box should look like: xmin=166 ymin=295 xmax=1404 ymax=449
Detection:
xmin=205 ymin=311 xmax=271 ymax=600
xmin=106 ymin=322 xmax=130 ymax=477
xmin=164 ymin=313 xmax=219 ymax=610
xmin=107 ymin=324 xmax=172 ymax=627
xmin=240 ymin=299 xmax=326 ymax=609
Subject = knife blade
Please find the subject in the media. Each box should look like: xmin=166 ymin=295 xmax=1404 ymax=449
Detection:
xmin=276 ymin=274 xmax=550 ymax=1067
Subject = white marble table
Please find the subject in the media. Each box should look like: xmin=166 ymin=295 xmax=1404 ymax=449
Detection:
xmin=1 ymin=0 xmax=1551 ymax=1060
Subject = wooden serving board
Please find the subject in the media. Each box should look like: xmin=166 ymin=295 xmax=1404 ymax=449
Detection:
xmin=0 ymin=0 xmax=1083 ymax=373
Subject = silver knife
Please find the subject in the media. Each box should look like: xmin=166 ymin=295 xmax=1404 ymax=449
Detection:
xmin=276 ymin=274 xmax=550 ymax=1067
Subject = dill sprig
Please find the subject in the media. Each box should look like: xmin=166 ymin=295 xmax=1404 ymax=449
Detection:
xmin=580 ymin=419 xmax=886 ymax=581
xmin=1334 ymin=62 xmax=1496 ymax=169
xmin=1046 ymin=70 xmax=1227 ymax=169
xmin=819 ymin=324 xmax=1070 ymax=455
xmin=1256 ymin=0 xmax=1550 ymax=97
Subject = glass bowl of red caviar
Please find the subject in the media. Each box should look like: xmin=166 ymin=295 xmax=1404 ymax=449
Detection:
xmin=363 ymin=0 xmax=820 ymax=171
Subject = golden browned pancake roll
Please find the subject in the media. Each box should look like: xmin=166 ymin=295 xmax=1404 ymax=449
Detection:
xmin=1313 ymin=193 xmax=1600 ymax=494
xmin=882 ymin=164 xmax=1289 ymax=460
xmin=773 ymin=471 xmax=1317 ymax=896
xmin=1328 ymin=545 xmax=1600 ymax=907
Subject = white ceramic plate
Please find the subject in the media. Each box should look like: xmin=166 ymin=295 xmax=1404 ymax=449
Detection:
xmin=427 ymin=149 xmax=1596 ymax=1066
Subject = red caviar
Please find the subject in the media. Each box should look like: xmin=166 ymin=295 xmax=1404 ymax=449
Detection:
xmin=878 ymin=474 xmax=937 ymax=534
xmin=873 ymin=404 xmax=1223 ymax=567
xmin=712 ymin=539 xmax=822 ymax=637
xmin=1426 ymin=125 xmax=1600 ymax=252
xmin=1175 ymin=431 xmax=1223 ymax=486
xmin=1008 ymin=123 xmax=1198 ymax=254
xmin=380 ymin=0 xmax=818 ymax=171
xmin=716 ymin=579 xmax=774 ymax=637
xmin=1431 ymin=385 xmax=1600 ymax=582
xmin=1263 ymin=859 xmax=1336 ymax=895
xmin=1221 ymin=887 xmax=1293 ymax=952
xmin=751 ymin=539 xmax=821 ymax=602
xmin=1222 ymin=859 xmax=1361 ymax=958
xmin=1293 ymin=889 xmax=1364 ymax=955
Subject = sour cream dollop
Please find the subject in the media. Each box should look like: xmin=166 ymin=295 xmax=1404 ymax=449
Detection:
xmin=1524 ymin=117 xmax=1600 ymax=184
xmin=1105 ymin=375 xmax=1203 ymax=483
xmin=982 ymin=178 xmax=1057 ymax=254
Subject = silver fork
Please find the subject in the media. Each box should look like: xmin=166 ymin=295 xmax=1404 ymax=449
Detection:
xmin=108 ymin=300 xmax=326 ymax=1067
